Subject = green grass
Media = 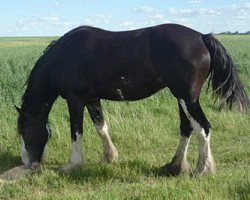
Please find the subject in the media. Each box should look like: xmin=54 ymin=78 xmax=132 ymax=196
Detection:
xmin=0 ymin=35 xmax=250 ymax=200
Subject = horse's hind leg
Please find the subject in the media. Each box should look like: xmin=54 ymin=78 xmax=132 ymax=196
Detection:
xmin=160 ymin=103 xmax=192 ymax=176
xmin=87 ymin=99 xmax=118 ymax=163
xmin=179 ymin=99 xmax=215 ymax=175
xmin=61 ymin=94 xmax=85 ymax=172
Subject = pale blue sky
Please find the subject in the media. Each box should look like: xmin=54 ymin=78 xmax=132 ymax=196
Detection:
xmin=0 ymin=0 xmax=249 ymax=36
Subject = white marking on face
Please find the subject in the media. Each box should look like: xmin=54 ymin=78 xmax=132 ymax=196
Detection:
xmin=69 ymin=132 xmax=83 ymax=164
xmin=21 ymin=135 xmax=48 ymax=168
xmin=116 ymin=89 xmax=124 ymax=99
xmin=21 ymin=137 xmax=29 ymax=167
xmin=179 ymin=99 xmax=214 ymax=173
xmin=121 ymin=76 xmax=125 ymax=80
xmin=40 ymin=123 xmax=52 ymax=162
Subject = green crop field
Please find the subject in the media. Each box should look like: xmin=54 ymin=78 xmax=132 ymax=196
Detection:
xmin=0 ymin=35 xmax=249 ymax=200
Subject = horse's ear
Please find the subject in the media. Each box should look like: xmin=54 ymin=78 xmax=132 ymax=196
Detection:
xmin=15 ymin=105 xmax=21 ymax=113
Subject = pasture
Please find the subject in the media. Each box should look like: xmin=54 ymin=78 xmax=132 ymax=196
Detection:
xmin=0 ymin=35 xmax=249 ymax=199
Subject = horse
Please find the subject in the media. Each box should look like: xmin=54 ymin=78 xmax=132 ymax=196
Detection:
xmin=16 ymin=23 xmax=249 ymax=176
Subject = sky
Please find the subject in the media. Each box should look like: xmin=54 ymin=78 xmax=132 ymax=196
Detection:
xmin=0 ymin=0 xmax=250 ymax=36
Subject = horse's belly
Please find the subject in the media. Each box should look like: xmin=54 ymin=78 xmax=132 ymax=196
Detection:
xmin=99 ymin=77 xmax=165 ymax=101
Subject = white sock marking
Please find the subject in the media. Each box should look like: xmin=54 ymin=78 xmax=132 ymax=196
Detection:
xmin=61 ymin=132 xmax=83 ymax=172
xmin=95 ymin=121 xmax=118 ymax=162
xmin=173 ymin=134 xmax=190 ymax=165
xmin=179 ymin=99 xmax=214 ymax=174
xmin=69 ymin=132 xmax=83 ymax=164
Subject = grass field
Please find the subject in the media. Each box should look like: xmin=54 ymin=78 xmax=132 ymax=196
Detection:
xmin=0 ymin=35 xmax=249 ymax=200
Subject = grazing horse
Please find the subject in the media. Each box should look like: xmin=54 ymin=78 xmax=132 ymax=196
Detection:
xmin=16 ymin=24 xmax=249 ymax=176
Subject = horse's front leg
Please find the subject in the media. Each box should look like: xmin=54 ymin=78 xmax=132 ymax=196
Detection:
xmin=87 ymin=99 xmax=118 ymax=163
xmin=61 ymin=95 xmax=85 ymax=173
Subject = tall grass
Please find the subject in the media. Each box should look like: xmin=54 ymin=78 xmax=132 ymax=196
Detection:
xmin=0 ymin=35 xmax=249 ymax=200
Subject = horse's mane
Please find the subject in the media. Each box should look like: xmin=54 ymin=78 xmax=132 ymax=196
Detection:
xmin=21 ymin=40 xmax=58 ymax=108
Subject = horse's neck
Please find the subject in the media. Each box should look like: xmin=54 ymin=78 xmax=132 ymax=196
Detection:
xmin=21 ymin=79 xmax=57 ymax=117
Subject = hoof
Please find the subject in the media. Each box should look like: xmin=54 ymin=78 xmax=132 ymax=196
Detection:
xmin=103 ymin=146 xmax=118 ymax=163
xmin=191 ymin=164 xmax=215 ymax=177
xmin=61 ymin=162 xmax=83 ymax=173
xmin=159 ymin=161 xmax=191 ymax=176
xmin=191 ymin=158 xmax=216 ymax=176
xmin=30 ymin=162 xmax=41 ymax=170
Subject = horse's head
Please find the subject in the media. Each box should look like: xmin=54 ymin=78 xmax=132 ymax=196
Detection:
xmin=16 ymin=106 xmax=51 ymax=169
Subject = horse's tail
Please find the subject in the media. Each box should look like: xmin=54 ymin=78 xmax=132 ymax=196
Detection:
xmin=202 ymin=34 xmax=249 ymax=112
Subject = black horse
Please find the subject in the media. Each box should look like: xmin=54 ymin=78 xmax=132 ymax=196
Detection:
xmin=16 ymin=24 xmax=249 ymax=176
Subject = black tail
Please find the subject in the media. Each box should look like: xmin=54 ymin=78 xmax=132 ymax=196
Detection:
xmin=202 ymin=34 xmax=249 ymax=112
